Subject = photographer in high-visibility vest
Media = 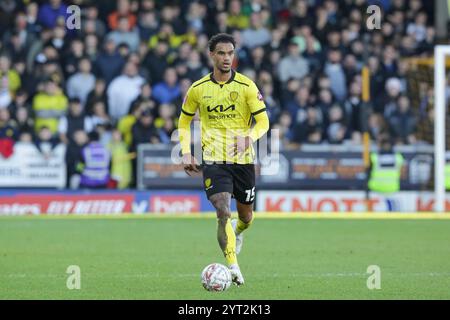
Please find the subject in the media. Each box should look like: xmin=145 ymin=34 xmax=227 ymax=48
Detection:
xmin=368 ymin=137 xmax=404 ymax=193
xmin=446 ymin=152 xmax=450 ymax=191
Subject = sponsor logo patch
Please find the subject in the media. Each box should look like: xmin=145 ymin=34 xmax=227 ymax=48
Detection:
xmin=257 ymin=91 xmax=263 ymax=101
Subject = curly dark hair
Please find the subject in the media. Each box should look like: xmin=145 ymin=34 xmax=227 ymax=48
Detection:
xmin=208 ymin=33 xmax=236 ymax=52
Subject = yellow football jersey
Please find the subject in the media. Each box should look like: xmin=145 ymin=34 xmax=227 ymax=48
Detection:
xmin=181 ymin=70 xmax=267 ymax=164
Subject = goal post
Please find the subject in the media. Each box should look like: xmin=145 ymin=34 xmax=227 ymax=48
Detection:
xmin=434 ymin=45 xmax=450 ymax=212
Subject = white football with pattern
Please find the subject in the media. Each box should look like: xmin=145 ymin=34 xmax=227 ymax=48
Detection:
xmin=201 ymin=263 xmax=232 ymax=292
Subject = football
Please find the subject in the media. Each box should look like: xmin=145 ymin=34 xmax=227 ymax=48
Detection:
xmin=201 ymin=263 xmax=232 ymax=292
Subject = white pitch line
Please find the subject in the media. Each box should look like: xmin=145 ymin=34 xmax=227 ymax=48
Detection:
xmin=2 ymin=272 xmax=450 ymax=279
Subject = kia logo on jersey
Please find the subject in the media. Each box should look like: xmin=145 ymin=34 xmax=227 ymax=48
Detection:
xmin=207 ymin=104 xmax=236 ymax=112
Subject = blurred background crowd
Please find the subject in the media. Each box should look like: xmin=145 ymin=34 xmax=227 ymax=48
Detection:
xmin=0 ymin=0 xmax=441 ymax=188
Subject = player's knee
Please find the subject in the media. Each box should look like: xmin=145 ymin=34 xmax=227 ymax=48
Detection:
xmin=211 ymin=199 xmax=230 ymax=217
xmin=237 ymin=205 xmax=253 ymax=223
xmin=216 ymin=206 xmax=231 ymax=219
xmin=210 ymin=196 xmax=231 ymax=218
xmin=239 ymin=211 xmax=253 ymax=224
xmin=209 ymin=192 xmax=231 ymax=218
xmin=217 ymin=215 xmax=229 ymax=226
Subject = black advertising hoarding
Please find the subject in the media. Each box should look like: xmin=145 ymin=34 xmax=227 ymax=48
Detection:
xmin=137 ymin=144 xmax=434 ymax=191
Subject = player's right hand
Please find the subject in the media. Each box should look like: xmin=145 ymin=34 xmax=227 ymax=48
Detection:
xmin=182 ymin=153 xmax=200 ymax=176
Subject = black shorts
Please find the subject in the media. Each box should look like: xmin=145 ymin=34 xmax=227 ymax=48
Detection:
xmin=202 ymin=163 xmax=256 ymax=205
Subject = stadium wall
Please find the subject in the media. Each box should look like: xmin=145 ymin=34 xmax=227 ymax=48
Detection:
xmin=0 ymin=190 xmax=449 ymax=215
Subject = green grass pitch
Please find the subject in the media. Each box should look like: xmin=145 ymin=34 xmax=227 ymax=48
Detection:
xmin=1 ymin=216 xmax=450 ymax=299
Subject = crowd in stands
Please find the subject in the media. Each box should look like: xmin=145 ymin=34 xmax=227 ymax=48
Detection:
xmin=0 ymin=0 xmax=441 ymax=188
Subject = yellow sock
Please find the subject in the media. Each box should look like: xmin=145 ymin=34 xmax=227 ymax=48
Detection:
xmin=222 ymin=218 xmax=237 ymax=266
xmin=236 ymin=216 xmax=254 ymax=234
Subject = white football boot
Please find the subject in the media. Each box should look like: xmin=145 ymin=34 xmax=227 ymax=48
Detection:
xmin=229 ymin=264 xmax=245 ymax=286
xmin=231 ymin=219 xmax=243 ymax=255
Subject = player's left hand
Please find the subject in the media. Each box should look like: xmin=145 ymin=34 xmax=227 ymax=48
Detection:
xmin=228 ymin=136 xmax=253 ymax=158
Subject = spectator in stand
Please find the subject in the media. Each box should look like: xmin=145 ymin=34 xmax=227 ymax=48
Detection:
xmin=34 ymin=125 xmax=59 ymax=159
xmin=158 ymin=116 xmax=176 ymax=144
xmin=326 ymin=104 xmax=348 ymax=144
xmin=24 ymin=1 xmax=41 ymax=35
xmin=152 ymin=68 xmax=181 ymax=105
xmin=3 ymin=12 xmax=36 ymax=58
xmin=381 ymin=45 xmax=399 ymax=79
xmin=94 ymin=38 xmax=125 ymax=85
xmin=127 ymin=52 xmax=150 ymax=80
xmin=61 ymin=38 xmax=85 ymax=78
xmin=14 ymin=106 xmax=34 ymax=137
xmin=324 ymin=49 xmax=347 ymax=102
xmin=0 ymin=55 xmax=21 ymax=109
xmin=172 ymin=78 xmax=192 ymax=115
xmin=107 ymin=0 xmax=137 ymax=31
xmin=66 ymin=57 xmax=96 ymax=108
xmin=291 ymin=106 xmax=323 ymax=145
xmin=276 ymin=111 xmax=294 ymax=142
xmin=260 ymin=81 xmax=281 ymax=124
xmin=85 ymin=78 xmax=108 ymax=116
xmin=37 ymin=0 xmax=68 ymax=29
xmin=379 ymin=77 xmax=403 ymax=118
xmin=81 ymin=5 xmax=107 ymax=39
xmin=155 ymin=103 xmax=176 ymax=130
xmin=32 ymin=78 xmax=68 ymax=134
xmin=241 ymin=46 xmax=269 ymax=74
xmin=58 ymin=98 xmax=93 ymax=145
xmin=84 ymin=34 xmax=100 ymax=63
xmin=8 ymin=88 xmax=30 ymax=117
xmin=131 ymin=82 xmax=158 ymax=115
xmin=129 ymin=107 xmax=159 ymax=186
xmin=90 ymin=100 xmax=112 ymax=129
xmin=185 ymin=50 xmax=208 ymax=82
xmin=286 ymin=86 xmax=311 ymax=125
xmin=316 ymin=88 xmax=334 ymax=128
xmin=108 ymin=129 xmax=133 ymax=189
xmin=0 ymin=108 xmax=18 ymax=158
xmin=241 ymin=11 xmax=272 ymax=50
xmin=131 ymin=107 xmax=160 ymax=153
xmin=137 ymin=9 xmax=159 ymax=42
xmin=186 ymin=1 xmax=207 ymax=34
xmin=368 ymin=113 xmax=389 ymax=142
xmin=207 ymin=10 xmax=232 ymax=38
xmin=107 ymin=61 xmax=145 ymax=122
xmin=106 ymin=16 xmax=141 ymax=53
xmin=407 ymin=11 xmax=428 ymax=43
xmin=343 ymin=80 xmax=363 ymax=142
xmin=3 ymin=13 xmax=34 ymax=60
xmin=66 ymin=129 xmax=88 ymax=189
xmin=143 ymin=40 xmax=170 ymax=85
xmin=227 ymin=0 xmax=249 ymax=30
xmin=277 ymin=41 xmax=310 ymax=83
xmin=118 ymin=100 xmax=144 ymax=148
xmin=388 ymin=95 xmax=417 ymax=145
xmin=79 ymin=130 xmax=112 ymax=189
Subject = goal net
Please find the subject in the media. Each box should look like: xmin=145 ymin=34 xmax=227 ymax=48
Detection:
xmin=404 ymin=48 xmax=450 ymax=211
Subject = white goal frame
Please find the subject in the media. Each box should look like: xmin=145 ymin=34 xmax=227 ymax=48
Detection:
xmin=434 ymin=45 xmax=450 ymax=212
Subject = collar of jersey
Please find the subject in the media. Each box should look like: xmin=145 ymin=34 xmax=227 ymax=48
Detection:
xmin=209 ymin=69 xmax=235 ymax=85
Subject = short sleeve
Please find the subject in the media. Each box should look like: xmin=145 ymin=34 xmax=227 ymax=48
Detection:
xmin=181 ymin=85 xmax=198 ymax=116
xmin=247 ymin=81 xmax=266 ymax=115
